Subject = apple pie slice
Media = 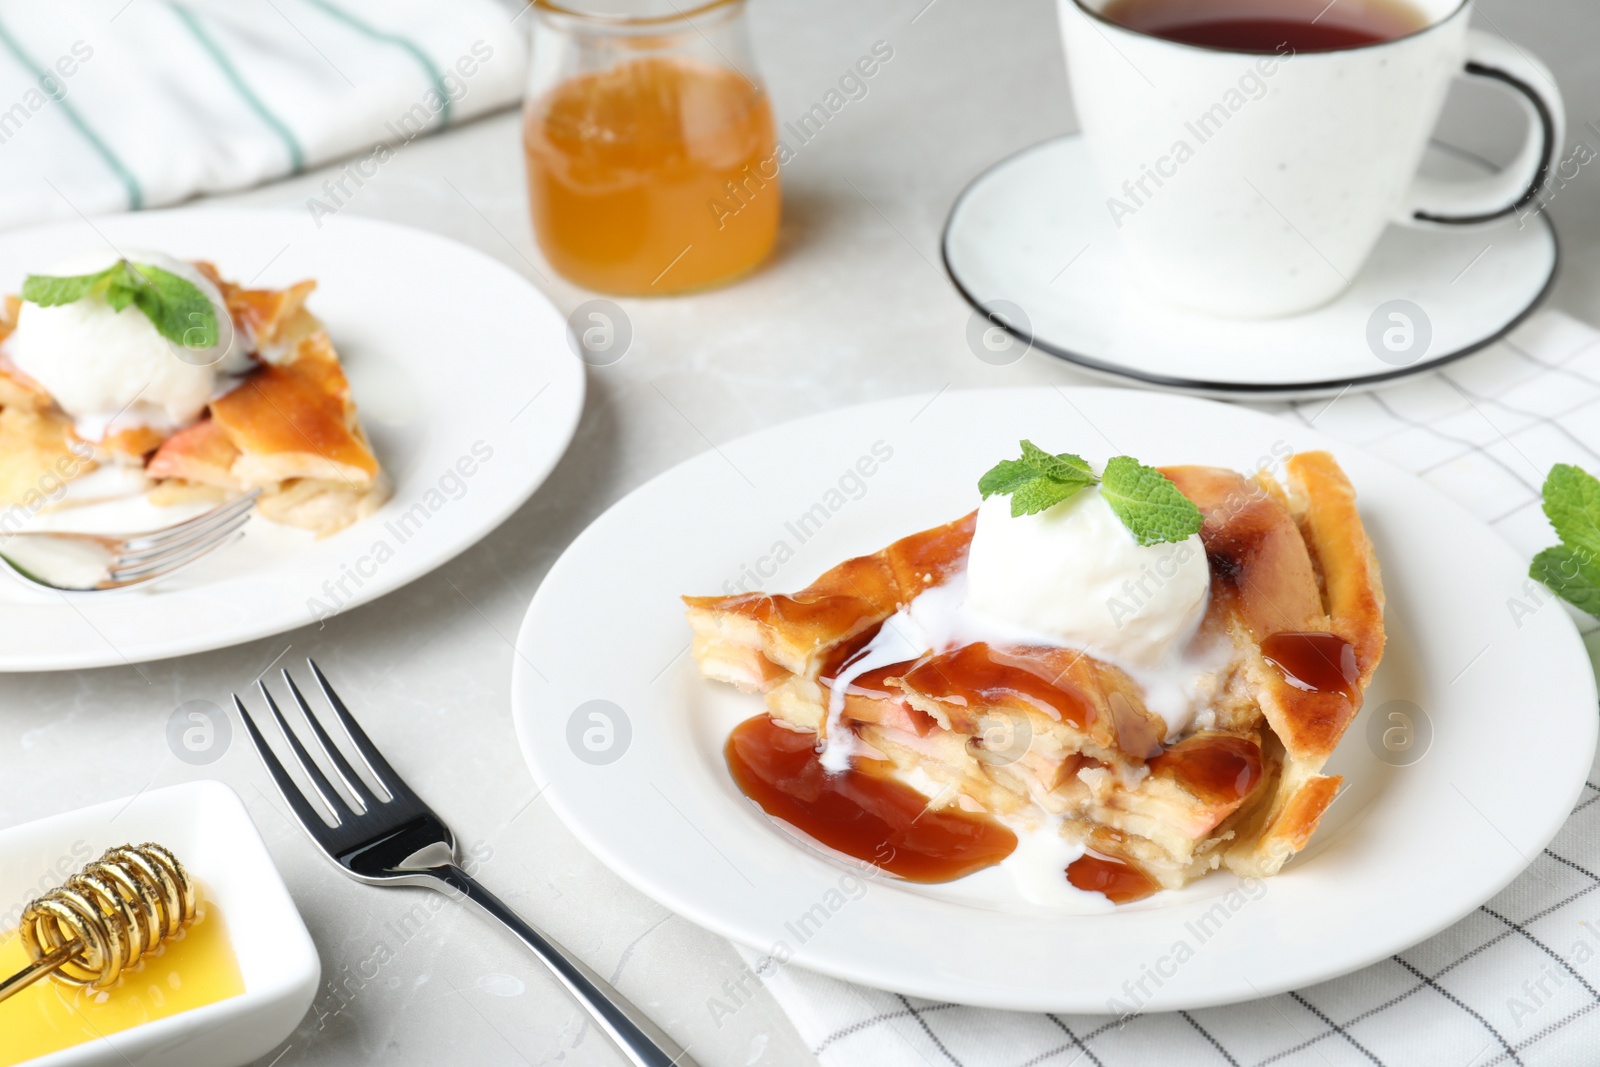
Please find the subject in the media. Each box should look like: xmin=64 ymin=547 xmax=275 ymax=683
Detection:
xmin=0 ymin=257 xmax=387 ymax=537
xmin=685 ymin=450 xmax=1384 ymax=902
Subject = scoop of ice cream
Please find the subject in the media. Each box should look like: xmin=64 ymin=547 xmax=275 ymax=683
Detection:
xmin=964 ymin=486 xmax=1209 ymax=669
xmin=8 ymin=249 xmax=224 ymax=439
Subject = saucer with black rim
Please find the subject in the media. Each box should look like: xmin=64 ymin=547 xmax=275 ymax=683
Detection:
xmin=942 ymin=135 xmax=1558 ymax=399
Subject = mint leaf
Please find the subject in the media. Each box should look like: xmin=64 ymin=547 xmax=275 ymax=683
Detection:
xmin=1530 ymin=545 xmax=1600 ymax=617
xmin=128 ymin=263 xmax=218 ymax=349
xmin=1019 ymin=440 xmax=1095 ymax=484
xmin=20 ymin=263 xmax=119 ymax=306
xmin=1099 ymin=456 xmax=1203 ymax=547
xmin=1530 ymin=464 xmax=1600 ymax=617
xmin=977 ymin=444 xmax=1204 ymax=542
xmin=17 ymin=258 xmax=219 ymax=349
xmin=1009 ymin=477 xmax=1080 ymax=516
xmin=1542 ymin=464 xmax=1600 ymax=560
xmin=978 ymin=440 xmax=1096 ymax=517
xmin=977 ymin=458 xmax=1041 ymax=498
xmin=103 ymin=275 xmax=137 ymax=312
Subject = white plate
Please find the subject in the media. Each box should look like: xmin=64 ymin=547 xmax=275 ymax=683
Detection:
xmin=511 ymin=387 xmax=1597 ymax=1012
xmin=942 ymin=137 xmax=1558 ymax=399
xmin=0 ymin=209 xmax=584 ymax=672
xmin=0 ymin=781 xmax=319 ymax=1067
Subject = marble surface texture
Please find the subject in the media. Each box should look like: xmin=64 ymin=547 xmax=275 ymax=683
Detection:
xmin=3 ymin=0 xmax=1598 ymax=1064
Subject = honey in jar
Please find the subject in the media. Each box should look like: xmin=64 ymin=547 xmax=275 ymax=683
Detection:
xmin=523 ymin=54 xmax=781 ymax=295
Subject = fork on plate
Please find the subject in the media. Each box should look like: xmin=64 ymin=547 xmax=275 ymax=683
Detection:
xmin=0 ymin=490 xmax=258 ymax=592
xmin=235 ymin=661 xmax=700 ymax=1067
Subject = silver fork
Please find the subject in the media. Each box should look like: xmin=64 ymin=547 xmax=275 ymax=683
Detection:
xmin=235 ymin=661 xmax=700 ymax=1067
xmin=0 ymin=490 xmax=259 ymax=592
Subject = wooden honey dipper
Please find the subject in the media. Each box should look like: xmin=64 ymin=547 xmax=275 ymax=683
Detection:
xmin=0 ymin=843 xmax=196 ymax=1004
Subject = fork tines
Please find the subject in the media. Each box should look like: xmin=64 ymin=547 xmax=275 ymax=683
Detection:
xmin=111 ymin=491 xmax=260 ymax=583
xmin=234 ymin=659 xmax=413 ymax=832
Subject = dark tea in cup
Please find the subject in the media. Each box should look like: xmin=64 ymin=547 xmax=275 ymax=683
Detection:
xmin=1100 ymin=0 xmax=1429 ymax=52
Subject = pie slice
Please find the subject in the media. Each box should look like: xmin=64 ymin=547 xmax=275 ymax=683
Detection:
xmin=0 ymin=405 xmax=82 ymax=514
xmin=684 ymin=451 xmax=1385 ymax=901
xmin=0 ymin=262 xmax=388 ymax=537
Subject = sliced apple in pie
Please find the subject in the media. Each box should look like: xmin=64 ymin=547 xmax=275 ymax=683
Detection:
xmin=684 ymin=451 xmax=1384 ymax=901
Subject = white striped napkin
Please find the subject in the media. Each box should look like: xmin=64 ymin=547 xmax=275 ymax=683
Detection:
xmin=747 ymin=309 xmax=1600 ymax=1067
xmin=0 ymin=0 xmax=527 ymax=230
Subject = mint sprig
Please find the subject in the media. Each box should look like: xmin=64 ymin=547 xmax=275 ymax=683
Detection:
xmin=21 ymin=259 xmax=219 ymax=350
xmin=978 ymin=443 xmax=1203 ymax=546
xmin=1530 ymin=464 xmax=1600 ymax=616
xmin=20 ymin=271 xmax=105 ymax=306
xmin=978 ymin=440 xmax=1095 ymax=517
xmin=1100 ymin=455 xmax=1205 ymax=547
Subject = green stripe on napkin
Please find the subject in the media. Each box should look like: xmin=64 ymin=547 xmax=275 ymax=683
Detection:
xmin=301 ymin=0 xmax=453 ymax=127
xmin=169 ymin=2 xmax=306 ymax=173
xmin=0 ymin=12 xmax=143 ymax=210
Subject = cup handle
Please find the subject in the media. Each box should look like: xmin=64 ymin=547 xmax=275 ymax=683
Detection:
xmin=1400 ymin=28 xmax=1564 ymax=226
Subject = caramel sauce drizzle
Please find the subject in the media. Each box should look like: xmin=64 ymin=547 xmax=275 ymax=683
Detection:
xmin=738 ymin=573 xmax=1278 ymax=903
xmin=1066 ymin=851 xmax=1162 ymax=904
xmin=1260 ymin=631 xmax=1358 ymax=697
xmin=1149 ymin=732 xmax=1263 ymax=806
xmin=899 ymin=643 xmax=1094 ymax=729
xmin=725 ymin=714 xmax=1018 ymax=883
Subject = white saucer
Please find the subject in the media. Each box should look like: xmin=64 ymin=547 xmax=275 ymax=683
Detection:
xmin=942 ymin=136 xmax=1558 ymax=399
xmin=510 ymin=387 xmax=1596 ymax=1012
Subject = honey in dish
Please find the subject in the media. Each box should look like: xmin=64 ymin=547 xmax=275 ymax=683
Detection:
xmin=523 ymin=55 xmax=781 ymax=295
xmin=0 ymin=900 xmax=244 ymax=1065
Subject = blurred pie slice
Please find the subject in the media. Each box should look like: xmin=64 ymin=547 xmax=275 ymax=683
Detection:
xmin=0 ymin=302 xmax=93 ymax=512
xmin=684 ymin=451 xmax=1384 ymax=901
xmin=0 ymin=262 xmax=388 ymax=537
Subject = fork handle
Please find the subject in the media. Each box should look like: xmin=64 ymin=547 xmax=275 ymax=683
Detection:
xmin=425 ymin=865 xmax=701 ymax=1067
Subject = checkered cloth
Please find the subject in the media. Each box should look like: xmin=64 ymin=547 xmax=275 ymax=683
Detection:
xmin=748 ymin=308 xmax=1600 ymax=1067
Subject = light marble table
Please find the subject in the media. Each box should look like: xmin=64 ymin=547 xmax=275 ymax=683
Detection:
xmin=4 ymin=1 xmax=1598 ymax=1064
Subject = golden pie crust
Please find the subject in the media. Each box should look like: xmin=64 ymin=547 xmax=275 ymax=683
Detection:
xmin=684 ymin=451 xmax=1385 ymax=892
xmin=0 ymin=263 xmax=388 ymax=536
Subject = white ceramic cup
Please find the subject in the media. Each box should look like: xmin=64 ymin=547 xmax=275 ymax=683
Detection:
xmin=1057 ymin=0 xmax=1564 ymax=318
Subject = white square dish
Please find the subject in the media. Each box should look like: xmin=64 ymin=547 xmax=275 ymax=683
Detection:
xmin=0 ymin=780 xmax=319 ymax=1067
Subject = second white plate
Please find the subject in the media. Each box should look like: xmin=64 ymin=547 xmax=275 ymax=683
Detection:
xmin=0 ymin=208 xmax=585 ymax=671
xmin=512 ymin=387 xmax=1595 ymax=1012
